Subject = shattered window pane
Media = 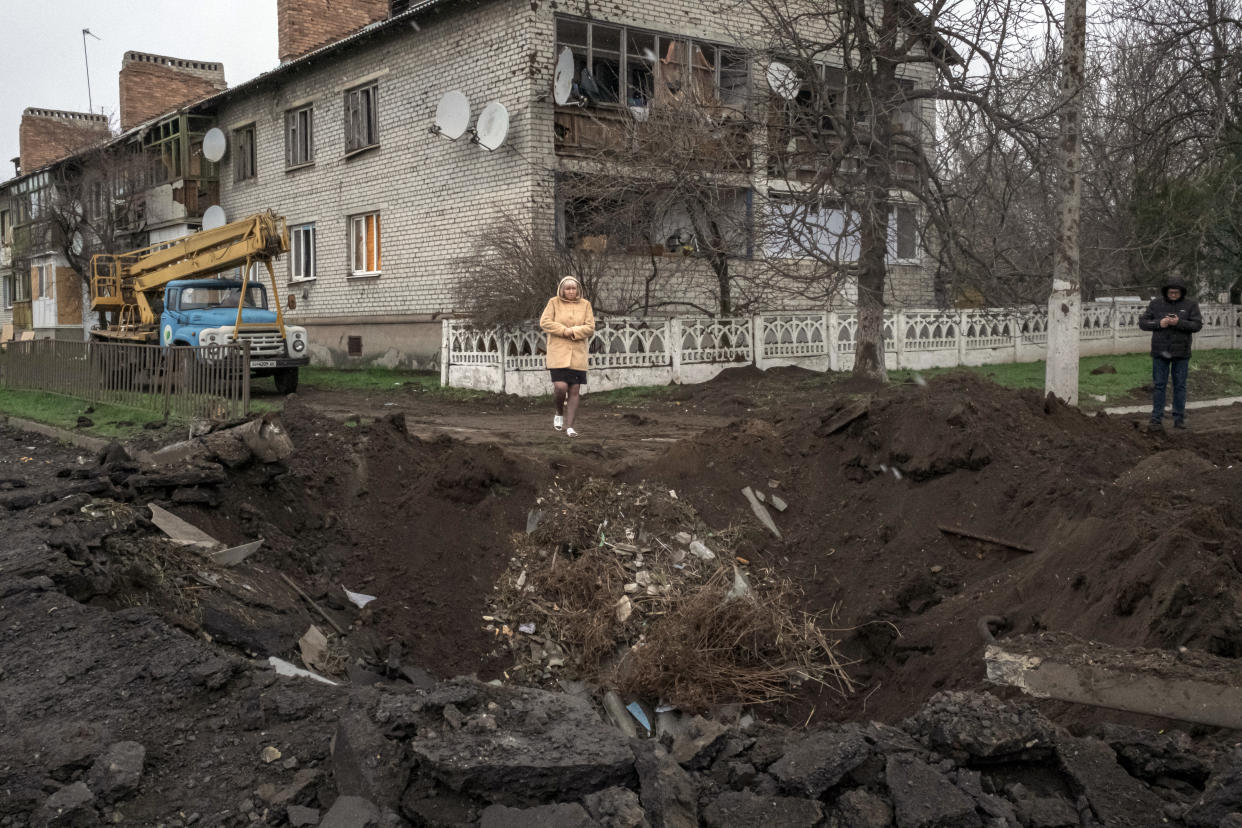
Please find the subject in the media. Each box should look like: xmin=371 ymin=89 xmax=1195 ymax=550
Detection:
xmin=626 ymin=31 xmax=656 ymax=108
xmin=592 ymin=24 xmax=622 ymax=104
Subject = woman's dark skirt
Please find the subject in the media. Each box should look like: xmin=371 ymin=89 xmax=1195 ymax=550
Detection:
xmin=549 ymin=368 xmax=588 ymax=386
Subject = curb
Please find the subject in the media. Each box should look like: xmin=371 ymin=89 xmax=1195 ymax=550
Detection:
xmin=0 ymin=415 xmax=157 ymax=463
xmin=1103 ymin=396 xmax=1242 ymax=416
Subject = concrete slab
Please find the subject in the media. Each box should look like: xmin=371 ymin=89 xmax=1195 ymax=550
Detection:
xmin=148 ymin=504 xmax=222 ymax=552
xmin=986 ymin=632 xmax=1242 ymax=729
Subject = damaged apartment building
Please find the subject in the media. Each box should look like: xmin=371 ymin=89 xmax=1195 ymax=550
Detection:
xmin=1 ymin=0 xmax=939 ymax=366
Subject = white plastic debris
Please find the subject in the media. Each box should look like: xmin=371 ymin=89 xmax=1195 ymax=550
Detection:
xmin=689 ymin=541 xmax=716 ymax=561
xmin=725 ymin=566 xmax=752 ymax=602
xmin=616 ymin=596 xmax=633 ymax=623
xmin=268 ymin=656 xmax=338 ymax=686
xmin=342 ymin=586 xmax=377 ymax=609
xmin=518 ymin=622 xmax=536 ymax=635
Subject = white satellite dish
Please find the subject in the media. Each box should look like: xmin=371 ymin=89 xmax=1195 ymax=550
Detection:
xmin=473 ymin=102 xmax=510 ymax=151
xmin=553 ymin=47 xmax=576 ymax=106
xmin=70 ymin=231 xmax=84 ymax=256
xmin=202 ymin=205 xmax=227 ymax=230
xmin=432 ymin=90 xmax=471 ymax=140
xmin=766 ymin=61 xmax=801 ymax=100
xmin=203 ymin=128 xmax=227 ymax=162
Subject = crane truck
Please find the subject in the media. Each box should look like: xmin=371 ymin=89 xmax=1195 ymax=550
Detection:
xmin=89 ymin=211 xmax=309 ymax=393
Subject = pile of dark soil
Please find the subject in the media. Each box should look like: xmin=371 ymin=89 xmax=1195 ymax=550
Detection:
xmin=627 ymin=372 xmax=1242 ymax=722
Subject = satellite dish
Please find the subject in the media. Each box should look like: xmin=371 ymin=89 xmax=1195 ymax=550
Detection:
xmin=202 ymin=205 xmax=227 ymax=230
xmin=203 ymin=128 xmax=227 ymax=162
xmin=554 ymin=47 xmax=576 ymax=106
xmin=70 ymin=231 xmax=84 ymax=256
xmin=432 ymin=91 xmax=471 ymax=140
xmin=473 ymin=102 xmax=510 ymax=151
xmin=766 ymin=61 xmax=801 ymax=100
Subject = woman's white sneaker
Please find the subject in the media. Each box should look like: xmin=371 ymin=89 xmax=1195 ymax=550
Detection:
xmin=553 ymin=415 xmax=564 ymax=431
xmin=566 ymin=427 xmax=578 ymax=438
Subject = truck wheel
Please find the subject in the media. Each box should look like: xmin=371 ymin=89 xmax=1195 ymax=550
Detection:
xmin=274 ymin=368 xmax=299 ymax=394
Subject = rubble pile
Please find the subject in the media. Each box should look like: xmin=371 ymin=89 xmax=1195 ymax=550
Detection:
xmin=488 ymin=479 xmax=852 ymax=710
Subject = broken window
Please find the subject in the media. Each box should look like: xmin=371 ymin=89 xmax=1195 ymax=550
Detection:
xmin=286 ymin=105 xmax=314 ymax=167
xmin=344 ymin=82 xmax=379 ymax=153
xmin=290 ymin=223 xmax=316 ymax=281
xmin=11 ymin=268 xmax=30 ymax=302
xmin=349 ymin=212 xmax=381 ymax=276
xmin=765 ymin=196 xmax=861 ymax=261
xmin=555 ymin=18 xmax=748 ymax=114
xmin=0 ymin=209 xmax=10 ymax=245
xmin=233 ymin=124 xmax=256 ymax=182
xmin=892 ymin=80 xmax=922 ymax=138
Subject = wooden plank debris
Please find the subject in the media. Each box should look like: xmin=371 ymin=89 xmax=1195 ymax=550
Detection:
xmin=938 ymin=524 xmax=1037 ymax=554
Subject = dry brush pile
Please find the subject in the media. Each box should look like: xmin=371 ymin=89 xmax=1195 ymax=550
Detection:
xmin=485 ymin=477 xmax=855 ymax=711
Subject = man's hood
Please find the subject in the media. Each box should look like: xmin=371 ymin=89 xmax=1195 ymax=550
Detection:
xmin=1162 ymin=277 xmax=1188 ymax=301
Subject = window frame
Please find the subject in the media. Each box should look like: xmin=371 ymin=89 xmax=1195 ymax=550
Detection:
xmin=285 ymin=104 xmax=315 ymax=168
xmin=554 ymin=17 xmax=749 ymax=113
xmin=289 ymin=222 xmax=317 ymax=282
xmin=887 ymin=204 xmax=921 ymax=263
xmin=233 ymin=123 xmax=257 ymax=182
xmin=348 ymin=212 xmax=382 ymax=277
xmin=344 ymin=82 xmax=380 ymax=154
xmin=34 ymin=262 xmax=53 ymax=300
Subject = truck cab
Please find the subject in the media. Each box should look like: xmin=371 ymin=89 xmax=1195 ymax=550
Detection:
xmin=161 ymin=278 xmax=309 ymax=393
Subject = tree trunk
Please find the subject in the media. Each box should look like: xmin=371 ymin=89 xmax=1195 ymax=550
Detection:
xmin=1045 ymin=0 xmax=1087 ymax=405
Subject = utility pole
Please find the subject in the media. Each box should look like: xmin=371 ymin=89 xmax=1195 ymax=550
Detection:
xmin=82 ymin=28 xmax=101 ymax=113
xmin=1045 ymin=0 xmax=1087 ymax=405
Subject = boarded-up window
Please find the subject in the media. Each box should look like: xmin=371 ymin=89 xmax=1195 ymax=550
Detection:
xmin=349 ymin=212 xmax=381 ymax=275
xmin=56 ymin=268 xmax=83 ymax=325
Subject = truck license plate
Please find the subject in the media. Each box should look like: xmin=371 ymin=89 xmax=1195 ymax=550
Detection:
xmin=251 ymin=360 xmax=277 ymax=368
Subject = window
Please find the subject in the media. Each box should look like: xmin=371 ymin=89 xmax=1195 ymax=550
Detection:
xmin=0 ymin=210 xmax=10 ymax=245
xmin=765 ymin=196 xmax=860 ymax=261
xmin=178 ymin=283 xmax=269 ymax=310
xmin=34 ymin=263 xmax=53 ymax=299
xmin=888 ymin=206 xmax=919 ymax=261
xmin=344 ymin=82 xmax=379 ymax=153
xmin=233 ymin=124 xmax=256 ymax=182
xmin=286 ymin=105 xmax=314 ymax=167
xmin=290 ymin=223 xmax=316 ymax=281
xmin=349 ymin=212 xmax=381 ymax=276
xmin=2 ymin=272 xmax=10 ymax=308
xmin=555 ymin=18 xmax=747 ymax=112
xmin=10 ymin=268 xmax=29 ymax=303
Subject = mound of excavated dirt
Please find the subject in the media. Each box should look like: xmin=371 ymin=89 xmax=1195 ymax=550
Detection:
xmin=625 ymin=372 xmax=1242 ymax=722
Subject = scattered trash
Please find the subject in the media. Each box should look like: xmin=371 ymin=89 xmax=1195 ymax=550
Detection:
xmin=689 ymin=541 xmax=716 ymax=561
xmin=668 ymin=490 xmax=677 ymax=499
xmin=342 ymin=586 xmax=377 ymax=609
xmin=768 ymin=479 xmax=780 ymax=489
xmin=674 ymin=532 xmax=693 ymax=546
xmin=912 ymin=372 xmax=928 ymax=387
xmin=602 ymin=690 xmax=638 ymax=738
xmin=754 ymin=489 xmax=767 ymax=503
xmin=770 ymin=495 xmax=788 ymax=512
xmin=209 ymin=539 xmax=263 ymax=566
xmin=261 ymin=746 xmax=282 ymax=764
xmin=526 ymin=509 xmax=544 ymax=534
xmin=724 ymin=566 xmax=751 ymax=602
xmin=741 ymin=487 xmax=781 ymax=538
xmin=518 ymin=622 xmax=536 ymax=635
xmin=268 ymin=657 xmax=338 ymax=686
xmin=616 ymin=596 xmax=633 ymax=623
xmin=891 ymin=468 xmax=904 ymax=481
xmin=148 ymin=504 xmax=221 ymax=552
xmin=298 ymin=625 xmax=330 ymax=673
xmin=515 ymin=570 xmax=527 ymax=589
xmin=626 ymin=701 xmax=652 ymax=733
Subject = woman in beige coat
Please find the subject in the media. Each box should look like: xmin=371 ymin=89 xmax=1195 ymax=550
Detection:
xmin=539 ymin=276 xmax=595 ymax=437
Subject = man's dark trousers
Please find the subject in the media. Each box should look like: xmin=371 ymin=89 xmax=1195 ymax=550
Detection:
xmin=1152 ymin=355 xmax=1188 ymax=424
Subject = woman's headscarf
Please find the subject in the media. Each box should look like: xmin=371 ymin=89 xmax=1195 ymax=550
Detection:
xmin=557 ymin=276 xmax=582 ymax=301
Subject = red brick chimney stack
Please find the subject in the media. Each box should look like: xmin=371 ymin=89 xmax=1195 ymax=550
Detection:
xmin=18 ymin=108 xmax=111 ymax=174
xmin=119 ymin=52 xmax=227 ymax=131
xmin=277 ymin=0 xmax=389 ymax=62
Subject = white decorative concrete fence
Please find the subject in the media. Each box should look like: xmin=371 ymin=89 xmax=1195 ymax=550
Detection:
xmin=442 ymin=303 xmax=1242 ymax=396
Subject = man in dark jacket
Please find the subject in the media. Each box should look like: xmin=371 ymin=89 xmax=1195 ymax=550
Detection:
xmin=1137 ymin=277 xmax=1203 ymax=428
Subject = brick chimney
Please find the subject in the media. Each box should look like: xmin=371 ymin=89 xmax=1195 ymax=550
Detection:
xmin=119 ymin=52 xmax=227 ymax=131
xmin=278 ymin=0 xmax=390 ymax=62
xmin=19 ymin=108 xmax=111 ymax=173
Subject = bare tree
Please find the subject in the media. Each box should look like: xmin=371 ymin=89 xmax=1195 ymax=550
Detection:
xmin=744 ymin=0 xmax=1058 ymax=379
xmin=36 ymin=142 xmax=149 ymax=327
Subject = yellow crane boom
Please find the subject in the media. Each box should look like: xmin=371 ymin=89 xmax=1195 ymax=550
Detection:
xmin=91 ymin=211 xmax=290 ymax=340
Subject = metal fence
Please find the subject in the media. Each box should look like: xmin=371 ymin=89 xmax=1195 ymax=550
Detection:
xmin=0 ymin=339 xmax=250 ymax=421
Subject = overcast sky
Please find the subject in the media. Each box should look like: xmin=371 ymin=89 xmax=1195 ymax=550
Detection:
xmin=0 ymin=0 xmax=279 ymax=173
